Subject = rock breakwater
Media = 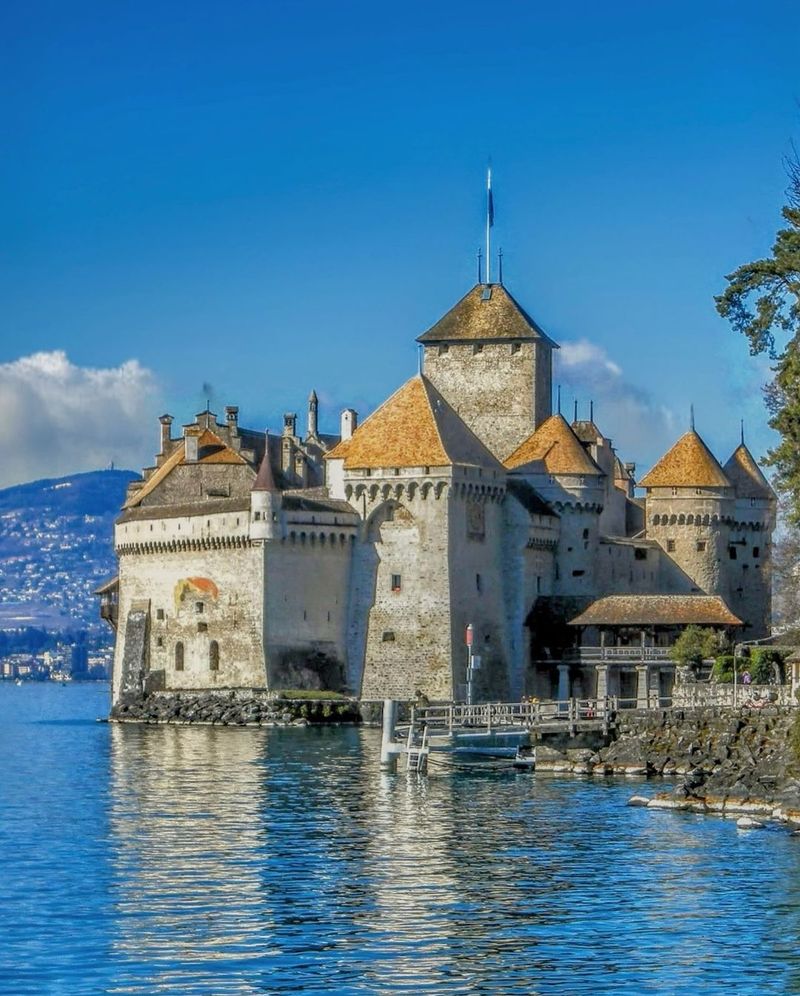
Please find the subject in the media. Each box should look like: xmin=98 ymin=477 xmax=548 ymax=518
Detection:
xmin=537 ymin=706 xmax=800 ymax=824
xmin=111 ymin=690 xmax=362 ymax=726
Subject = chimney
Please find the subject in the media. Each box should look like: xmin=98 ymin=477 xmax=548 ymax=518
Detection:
xmin=307 ymin=390 xmax=318 ymax=439
xmin=184 ymin=426 xmax=202 ymax=462
xmin=340 ymin=408 xmax=358 ymax=441
xmin=158 ymin=414 xmax=174 ymax=455
xmin=283 ymin=413 xmax=297 ymax=438
xmin=225 ymin=405 xmax=239 ymax=430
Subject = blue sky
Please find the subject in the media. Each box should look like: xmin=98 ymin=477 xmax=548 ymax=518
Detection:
xmin=1 ymin=0 xmax=798 ymax=485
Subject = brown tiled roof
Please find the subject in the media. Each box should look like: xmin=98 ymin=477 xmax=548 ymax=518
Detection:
xmin=416 ymin=283 xmax=559 ymax=347
xmin=326 ymin=375 xmax=503 ymax=470
xmin=124 ymin=429 xmax=248 ymax=508
xmin=568 ymin=595 xmax=743 ymax=627
xmin=504 ymin=414 xmax=603 ymax=475
xmin=723 ymin=444 xmax=775 ymax=500
xmin=118 ymin=498 xmax=251 ymax=523
xmin=638 ymin=431 xmax=730 ymax=489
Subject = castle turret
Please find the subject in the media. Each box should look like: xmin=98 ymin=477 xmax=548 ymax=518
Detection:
xmin=722 ymin=442 xmax=776 ymax=636
xmin=307 ymin=390 xmax=318 ymax=439
xmin=250 ymin=435 xmax=280 ymax=541
xmin=641 ymin=430 xmax=734 ymax=599
xmin=417 ymin=283 xmax=558 ymax=461
xmin=505 ymin=413 xmax=605 ymax=595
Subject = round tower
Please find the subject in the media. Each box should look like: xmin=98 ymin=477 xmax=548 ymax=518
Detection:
xmin=641 ymin=430 xmax=734 ymax=598
xmin=722 ymin=442 xmax=777 ymax=637
xmin=250 ymin=434 xmax=281 ymax=541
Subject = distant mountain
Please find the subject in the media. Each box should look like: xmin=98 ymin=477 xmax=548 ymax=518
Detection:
xmin=0 ymin=469 xmax=135 ymax=634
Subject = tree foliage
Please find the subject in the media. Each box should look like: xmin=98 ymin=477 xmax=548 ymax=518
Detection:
xmin=716 ymin=153 xmax=800 ymax=521
xmin=669 ymin=626 xmax=726 ymax=668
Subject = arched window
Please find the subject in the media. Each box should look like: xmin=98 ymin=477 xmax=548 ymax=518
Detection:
xmin=175 ymin=642 xmax=184 ymax=671
xmin=209 ymin=640 xmax=220 ymax=671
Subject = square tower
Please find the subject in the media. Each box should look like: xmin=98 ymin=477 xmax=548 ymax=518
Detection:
xmin=418 ymin=283 xmax=558 ymax=462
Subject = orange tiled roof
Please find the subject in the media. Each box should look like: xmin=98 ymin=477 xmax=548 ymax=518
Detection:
xmin=638 ymin=431 xmax=730 ymax=489
xmin=416 ymin=283 xmax=559 ymax=347
xmin=503 ymin=414 xmax=603 ymax=475
xmin=569 ymin=595 xmax=743 ymax=627
xmin=723 ymin=444 xmax=775 ymax=500
xmin=124 ymin=429 xmax=247 ymax=508
xmin=326 ymin=375 xmax=503 ymax=470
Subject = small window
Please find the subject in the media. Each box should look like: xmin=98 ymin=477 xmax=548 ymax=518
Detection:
xmin=667 ymin=539 xmax=676 ymax=552
xmin=198 ymin=622 xmax=208 ymax=633
xmin=671 ymin=487 xmax=678 ymax=497
xmin=582 ymin=528 xmax=589 ymax=540
xmin=476 ymin=573 xmax=482 ymax=593
xmin=382 ymin=631 xmax=395 ymax=642
xmin=536 ymin=575 xmax=542 ymax=594
xmin=695 ymin=488 xmax=702 ymax=495
xmin=572 ymin=569 xmax=585 ymax=577
xmin=473 ymin=344 xmax=483 ymax=355
xmin=634 ymin=548 xmax=647 ymax=561
xmin=729 ymin=546 xmax=737 ymax=560
xmin=156 ymin=608 xmax=165 ymax=621
xmin=438 ymin=344 xmax=449 ymax=356
xmin=750 ymin=498 xmax=756 ymax=507
xmin=753 ymin=547 xmax=760 ymax=558
xmin=391 ymin=574 xmax=402 ymax=592
xmin=175 ymin=642 xmax=184 ymax=671
xmin=156 ymin=636 xmax=163 ymax=648
xmin=696 ymin=541 xmax=706 ymax=552
xmin=254 ymin=511 xmax=262 ymax=521
xmin=209 ymin=640 xmax=219 ymax=671
xmin=196 ymin=602 xmax=204 ymax=614
xmin=511 ymin=343 xmax=521 ymax=354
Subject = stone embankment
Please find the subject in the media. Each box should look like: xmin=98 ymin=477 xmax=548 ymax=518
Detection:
xmin=536 ymin=706 xmax=800 ymax=825
xmin=111 ymin=690 xmax=362 ymax=726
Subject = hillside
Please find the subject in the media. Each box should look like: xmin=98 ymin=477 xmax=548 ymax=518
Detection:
xmin=0 ymin=469 xmax=135 ymax=634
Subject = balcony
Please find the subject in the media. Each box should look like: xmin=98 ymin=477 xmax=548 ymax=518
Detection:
xmin=568 ymin=646 xmax=672 ymax=663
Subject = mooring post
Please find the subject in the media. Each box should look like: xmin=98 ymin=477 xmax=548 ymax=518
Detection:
xmin=380 ymin=699 xmax=399 ymax=773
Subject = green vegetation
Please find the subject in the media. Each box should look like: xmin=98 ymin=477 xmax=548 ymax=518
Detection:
xmin=749 ymin=647 xmax=786 ymax=685
xmin=789 ymin=712 xmax=800 ymax=763
xmin=275 ymin=689 xmax=350 ymax=700
xmin=716 ymin=152 xmax=800 ymax=522
xmin=711 ymin=655 xmax=736 ymax=683
xmin=669 ymin=626 xmax=726 ymax=668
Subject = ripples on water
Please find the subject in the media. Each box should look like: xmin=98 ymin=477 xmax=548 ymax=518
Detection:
xmin=1 ymin=685 xmax=800 ymax=995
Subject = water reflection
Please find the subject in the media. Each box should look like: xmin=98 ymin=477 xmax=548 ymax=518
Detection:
xmin=102 ymin=722 xmax=800 ymax=996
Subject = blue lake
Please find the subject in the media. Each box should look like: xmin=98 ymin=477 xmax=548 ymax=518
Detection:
xmin=2 ymin=683 xmax=800 ymax=995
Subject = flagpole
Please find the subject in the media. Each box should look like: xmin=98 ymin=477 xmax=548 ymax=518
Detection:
xmin=485 ymin=166 xmax=492 ymax=285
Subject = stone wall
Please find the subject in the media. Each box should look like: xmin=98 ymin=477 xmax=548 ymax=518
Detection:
xmin=113 ymin=539 xmax=266 ymax=703
xmin=423 ymin=340 xmax=549 ymax=460
xmin=111 ymin=689 xmax=362 ymax=725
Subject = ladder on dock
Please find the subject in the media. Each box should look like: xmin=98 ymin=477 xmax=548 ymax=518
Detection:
xmin=405 ymin=722 xmax=429 ymax=773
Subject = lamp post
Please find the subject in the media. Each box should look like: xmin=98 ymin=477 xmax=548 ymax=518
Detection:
xmin=465 ymin=623 xmax=474 ymax=706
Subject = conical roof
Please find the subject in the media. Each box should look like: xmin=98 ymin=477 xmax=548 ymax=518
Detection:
xmin=639 ymin=431 xmax=730 ymax=489
xmin=416 ymin=283 xmax=558 ymax=347
xmin=325 ymin=375 xmax=503 ymax=470
xmin=503 ymin=414 xmax=603 ymax=475
xmin=723 ymin=444 xmax=775 ymax=499
xmin=252 ymin=434 xmax=279 ymax=492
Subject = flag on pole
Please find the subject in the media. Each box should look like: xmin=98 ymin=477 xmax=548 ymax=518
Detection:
xmin=487 ymin=167 xmax=494 ymax=227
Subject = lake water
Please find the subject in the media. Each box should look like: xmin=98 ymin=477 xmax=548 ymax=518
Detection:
xmin=2 ymin=683 xmax=800 ymax=995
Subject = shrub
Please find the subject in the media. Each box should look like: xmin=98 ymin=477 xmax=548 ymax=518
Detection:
xmin=712 ymin=655 xmax=736 ymax=683
xmin=749 ymin=648 xmax=786 ymax=685
xmin=790 ymin=713 xmax=800 ymax=762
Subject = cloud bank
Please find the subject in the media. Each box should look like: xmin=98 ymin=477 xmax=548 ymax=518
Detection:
xmin=555 ymin=338 xmax=678 ymax=472
xmin=0 ymin=351 xmax=159 ymax=488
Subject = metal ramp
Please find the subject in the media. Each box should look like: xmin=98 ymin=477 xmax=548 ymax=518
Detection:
xmin=405 ymin=722 xmax=430 ymax=772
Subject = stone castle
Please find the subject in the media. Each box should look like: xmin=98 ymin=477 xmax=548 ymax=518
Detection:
xmin=102 ymin=280 xmax=776 ymax=709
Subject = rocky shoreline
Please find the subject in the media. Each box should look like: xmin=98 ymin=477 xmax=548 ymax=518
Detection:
xmin=536 ymin=705 xmax=800 ymax=827
xmin=111 ymin=690 xmax=363 ymax=726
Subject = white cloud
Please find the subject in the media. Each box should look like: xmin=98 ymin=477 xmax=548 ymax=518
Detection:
xmin=0 ymin=351 xmax=160 ymax=487
xmin=555 ymin=338 xmax=678 ymax=471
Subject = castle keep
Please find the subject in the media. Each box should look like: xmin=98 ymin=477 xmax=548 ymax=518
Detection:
xmin=102 ymin=281 xmax=776 ymax=708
